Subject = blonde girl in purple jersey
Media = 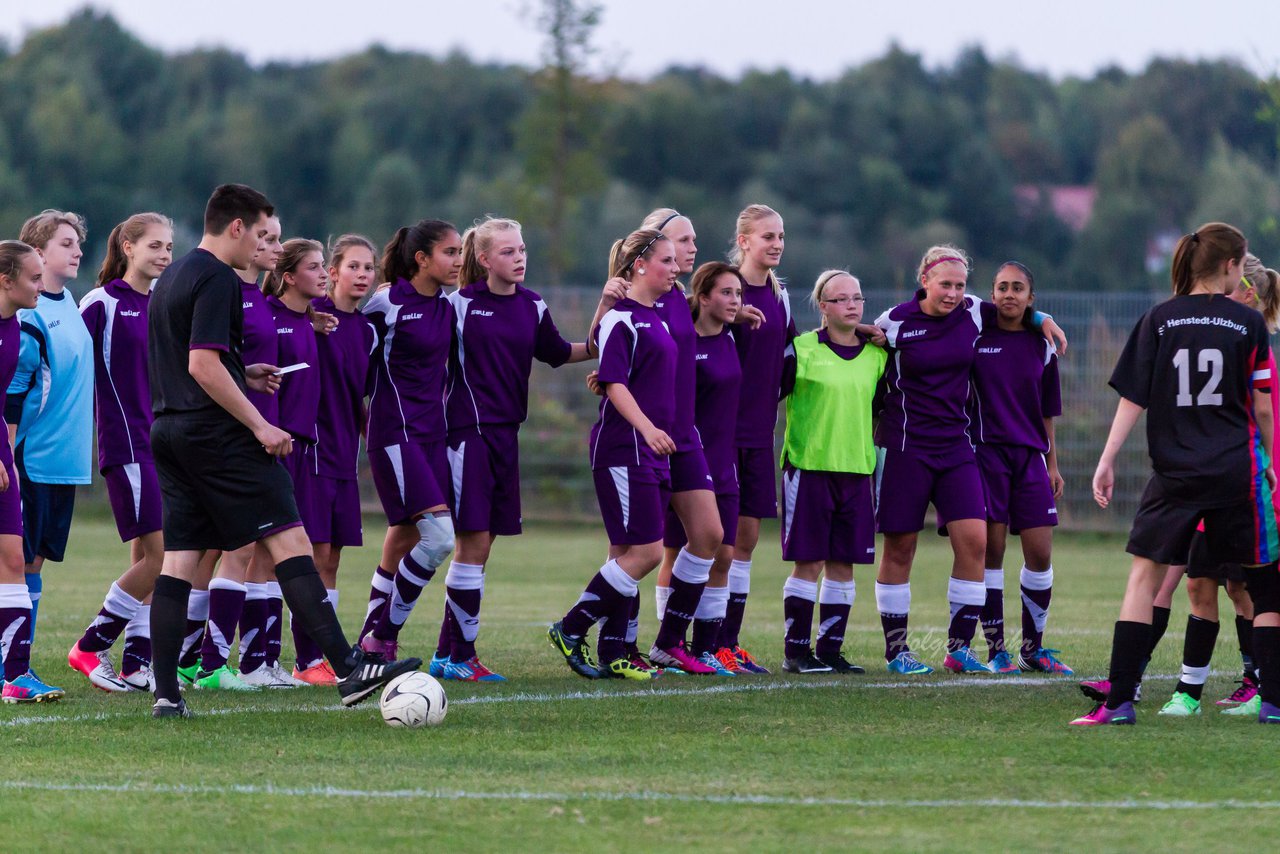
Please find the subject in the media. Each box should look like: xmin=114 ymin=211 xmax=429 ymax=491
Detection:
xmin=426 ymin=217 xmax=597 ymax=682
xmin=356 ymin=220 xmax=461 ymax=662
xmin=549 ymin=229 xmax=683 ymax=680
xmin=0 ymin=241 xmax=56 ymax=702
xmin=721 ymin=204 xmax=794 ymax=673
xmin=67 ymin=213 xmax=173 ymax=694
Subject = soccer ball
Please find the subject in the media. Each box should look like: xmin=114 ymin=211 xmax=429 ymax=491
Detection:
xmin=379 ymin=671 xmax=447 ymax=728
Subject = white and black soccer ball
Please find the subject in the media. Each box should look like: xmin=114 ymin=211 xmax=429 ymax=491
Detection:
xmin=379 ymin=671 xmax=447 ymax=728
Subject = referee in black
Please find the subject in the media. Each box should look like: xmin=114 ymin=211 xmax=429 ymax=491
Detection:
xmin=147 ymin=183 xmax=420 ymax=718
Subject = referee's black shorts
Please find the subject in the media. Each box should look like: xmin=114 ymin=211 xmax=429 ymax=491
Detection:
xmin=152 ymin=413 xmax=302 ymax=552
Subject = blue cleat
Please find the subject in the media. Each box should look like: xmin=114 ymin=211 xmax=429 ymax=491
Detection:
xmin=428 ymin=653 xmax=449 ymax=678
xmin=989 ymin=650 xmax=1019 ymax=674
xmin=1019 ymin=647 xmax=1074 ymax=676
xmin=442 ymin=656 xmax=507 ymax=682
xmin=943 ymin=646 xmax=994 ymax=674
xmin=886 ymin=650 xmax=933 ymax=675
xmin=2 ymin=671 xmax=65 ymax=703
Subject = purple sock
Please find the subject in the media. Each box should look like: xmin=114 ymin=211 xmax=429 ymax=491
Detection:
xmin=717 ymin=559 xmax=751 ymax=650
xmin=360 ymin=565 xmax=395 ymax=642
xmin=783 ymin=578 xmax=817 ymax=660
xmin=815 ymin=579 xmax=855 ymax=659
xmin=654 ymin=549 xmax=711 ymax=650
xmin=78 ymin=582 xmax=141 ymax=653
xmin=876 ymin=581 xmax=911 ymax=660
xmin=200 ymin=578 xmax=246 ymax=671
xmin=562 ymin=561 xmax=633 ymax=638
xmin=374 ymin=554 xmax=434 ymax=642
xmin=291 ymin=611 xmax=325 ymax=670
xmin=238 ymin=583 xmax=269 ymax=674
xmin=444 ymin=561 xmax=484 ymax=662
xmin=981 ymin=569 xmax=1005 ymax=656
xmin=435 ymin=604 xmax=456 ymax=659
xmin=178 ymin=589 xmax=209 ymax=669
xmin=121 ymin=605 xmax=152 ymax=674
xmin=0 ymin=584 xmax=32 ymax=681
xmin=265 ymin=583 xmax=284 ymax=666
xmin=1019 ymin=566 xmax=1053 ymax=655
xmin=598 ymin=595 xmax=634 ymax=665
xmin=947 ymin=578 xmax=985 ymax=653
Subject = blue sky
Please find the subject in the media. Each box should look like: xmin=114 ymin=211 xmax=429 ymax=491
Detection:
xmin=4 ymin=1 xmax=1278 ymax=80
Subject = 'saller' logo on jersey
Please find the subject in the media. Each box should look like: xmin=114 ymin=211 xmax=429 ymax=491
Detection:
xmin=120 ymin=310 xmax=141 ymax=318
xmin=402 ymin=312 xmax=424 ymax=321
xmin=901 ymin=329 xmax=926 ymax=339
xmin=696 ymin=353 xmax=709 ymax=361
xmin=635 ymin=322 xmax=651 ymax=329
xmin=472 ymin=310 xmax=494 ymax=317
xmin=978 ymin=346 xmax=1001 ymax=354
xmin=276 ymin=327 xmax=294 ymax=334
xmin=243 ymin=301 xmax=255 ymax=309
xmin=47 ymin=319 xmax=61 ymax=329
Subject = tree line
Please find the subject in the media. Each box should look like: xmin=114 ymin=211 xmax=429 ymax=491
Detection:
xmin=2 ymin=9 xmax=1278 ymax=293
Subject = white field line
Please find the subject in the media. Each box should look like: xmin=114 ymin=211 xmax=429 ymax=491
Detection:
xmin=0 ymin=670 xmax=1219 ymax=729
xmin=0 ymin=779 xmax=1274 ymax=811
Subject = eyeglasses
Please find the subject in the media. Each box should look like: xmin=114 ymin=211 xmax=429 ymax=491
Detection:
xmin=821 ymin=296 xmax=865 ymax=306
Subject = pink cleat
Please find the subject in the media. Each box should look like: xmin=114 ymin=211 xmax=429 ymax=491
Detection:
xmin=649 ymin=641 xmax=717 ymax=674
xmin=67 ymin=641 xmax=129 ymax=693
xmin=1070 ymin=701 xmax=1136 ymax=727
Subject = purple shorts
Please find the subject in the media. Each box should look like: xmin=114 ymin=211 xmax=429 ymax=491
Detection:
xmin=976 ymin=443 xmax=1058 ymax=533
xmin=669 ymin=447 xmax=715 ymax=494
xmin=876 ymin=445 xmax=985 ymax=534
xmin=369 ymin=440 xmax=451 ymax=526
xmin=663 ymin=491 xmax=740 ymax=549
xmin=0 ymin=459 xmax=20 ymax=538
xmin=448 ymin=426 xmax=522 ymax=537
xmin=103 ymin=462 xmax=163 ymax=542
xmin=737 ymin=446 xmax=778 ymax=519
xmin=782 ymin=466 xmax=876 ymax=564
xmin=594 ymin=465 xmax=670 ymax=546
xmin=282 ymin=444 xmax=321 ymax=541
xmin=310 ymin=475 xmax=364 ymax=547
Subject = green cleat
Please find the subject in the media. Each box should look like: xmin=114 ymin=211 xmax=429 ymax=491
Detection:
xmin=1222 ymin=694 xmax=1262 ymax=717
xmin=604 ymin=657 xmax=657 ymax=681
xmin=194 ymin=664 xmax=258 ymax=691
xmin=547 ymin=622 xmax=603 ymax=679
xmin=1157 ymin=691 xmax=1201 ymax=717
xmin=177 ymin=663 xmax=201 ymax=687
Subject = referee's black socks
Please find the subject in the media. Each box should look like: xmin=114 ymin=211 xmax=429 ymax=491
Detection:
xmin=151 ymin=575 xmax=192 ymax=704
xmin=1105 ymin=620 xmax=1150 ymax=709
xmin=275 ymin=556 xmax=354 ymax=678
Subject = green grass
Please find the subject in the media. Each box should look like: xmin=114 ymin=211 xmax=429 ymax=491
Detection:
xmin=5 ymin=516 xmax=1280 ymax=852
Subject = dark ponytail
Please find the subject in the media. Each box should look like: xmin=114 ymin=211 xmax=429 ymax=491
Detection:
xmin=1170 ymin=222 xmax=1246 ymax=296
xmin=993 ymin=260 xmax=1038 ymax=330
xmin=380 ymin=219 xmax=457 ymax=284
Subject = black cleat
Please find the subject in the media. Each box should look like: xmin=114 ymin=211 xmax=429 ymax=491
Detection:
xmin=152 ymin=698 xmax=192 ymax=719
xmin=547 ymin=621 xmax=603 ymax=679
xmin=782 ymin=653 xmax=834 ymax=674
xmin=817 ymin=652 xmax=866 ymax=674
xmin=337 ymin=648 xmax=423 ymax=707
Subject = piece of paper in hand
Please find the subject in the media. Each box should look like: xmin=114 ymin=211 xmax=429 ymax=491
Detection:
xmin=272 ymin=362 xmax=310 ymax=376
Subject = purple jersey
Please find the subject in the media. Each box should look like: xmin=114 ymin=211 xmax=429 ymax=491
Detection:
xmin=79 ymin=280 xmax=153 ymax=469
xmin=268 ymin=295 xmax=320 ymax=445
xmin=364 ymin=278 xmax=456 ymax=450
xmin=590 ymin=298 xmax=678 ymax=469
xmin=313 ymin=296 xmax=375 ymax=479
xmin=653 ymin=287 xmax=701 ymax=451
xmin=694 ymin=327 xmax=742 ymax=493
xmin=241 ymin=281 xmax=278 ymax=426
xmin=445 ymin=280 xmax=573 ymax=432
xmin=733 ymin=277 xmax=797 ymax=448
xmin=971 ymin=327 xmax=1062 ymax=453
xmin=875 ymin=291 xmax=996 ymax=454
xmin=0 ymin=313 xmax=19 ymax=469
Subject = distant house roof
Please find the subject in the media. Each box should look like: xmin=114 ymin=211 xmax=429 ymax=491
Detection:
xmin=1014 ymin=184 xmax=1098 ymax=233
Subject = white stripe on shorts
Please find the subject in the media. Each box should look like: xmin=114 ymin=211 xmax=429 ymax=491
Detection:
xmin=124 ymin=462 xmax=143 ymax=520
xmin=385 ymin=445 xmax=406 ymax=504
xmin=447 ymin=441 xmax=466 ymax=514
xmin=609 ymin=466 xmax=631 ymax=530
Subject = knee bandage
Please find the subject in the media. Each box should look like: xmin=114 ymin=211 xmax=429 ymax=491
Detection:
xmin=412 ymin=512 xmax=456 ymax=572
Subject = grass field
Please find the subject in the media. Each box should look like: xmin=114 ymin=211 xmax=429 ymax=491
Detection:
xmin=4 ymin=513 xmax=1279 ymax=852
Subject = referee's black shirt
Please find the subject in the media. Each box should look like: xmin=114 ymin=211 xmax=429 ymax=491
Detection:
xmin=148 ymin=248 xmax=246 ymax=419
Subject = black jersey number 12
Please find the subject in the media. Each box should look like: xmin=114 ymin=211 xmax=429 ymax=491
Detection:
xmin=1172 ymin=347 xmax=1224 ymax=407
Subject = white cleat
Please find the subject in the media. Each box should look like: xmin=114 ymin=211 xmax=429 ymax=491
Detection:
xmin=67 ymin=642 xmax=129 ymax=693
xmin=121 ymin=665 xmax=155 ymax=692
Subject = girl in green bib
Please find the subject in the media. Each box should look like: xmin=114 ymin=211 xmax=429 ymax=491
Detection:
xmin=778 ymin=270 xmax=887 ymax=674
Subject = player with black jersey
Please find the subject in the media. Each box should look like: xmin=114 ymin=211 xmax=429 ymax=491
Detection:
xmin=1074 ymin=222 xmax=1280 ymax=726
xmin=146 ymin=183 xmax=420 ymax=718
